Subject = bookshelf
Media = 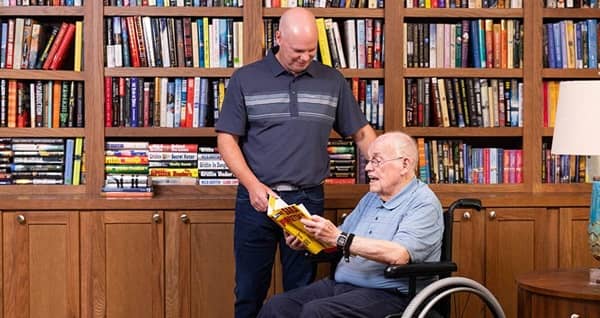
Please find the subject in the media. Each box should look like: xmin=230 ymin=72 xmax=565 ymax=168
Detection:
xmin=0 ymin=0 xmax=595 ymax=199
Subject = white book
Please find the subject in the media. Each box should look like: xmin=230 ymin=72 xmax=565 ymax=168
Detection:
xmin=506 ymin=20 xmax=514 ymax=69
xmin=480 ymin=79 xmax=490 ymax=127
xmin=12 ymin=18 xmax=24 ymax=70
xmin=332 ymin=21 xmax=347 ymax=68
xmin=343 ymin=19 xmax=357 ymax=69
xmin=490 ymin=79 xmax=499 ymax=127
xmin=148 ymin=0 xmax=156 ymax=5
xmin=436 ymin=24 xmax=444 ymax=69
xmin=193 ymin=77 xmax=201 ymax=128
xmin=210 ymin=22 xmax=219 ymax=68
xmin=46 ymin=80 xmax=53 ymax=128
xmin=159 ymin=18 xmax=170 ymax=67
xmin=437 ymin=78 xmax=450 ymax=127
xmin=356 ymin=19 xmax=366 ymax=69
xmin=160 ymin=77 xmax=168 ymax=127
xmin=371 ymin=79 xmax=379 ymax=126
xmin=177 ymin=0 xmax=184 ymax=6
xmin=429 ymin=23 xmax=437 ymax=68
xmin=191 ymin=21 xmax=199 ymax=68
xmin=113 ymin=17 xmax=123 ymax=67
xmin=142 ymin=17 xmax=155 ymax=67
xmin=29 ymin=82 xmax=35 ymax=128
xmin=265 ymin=0 xmax=271 ymax=8
xmin=233 ymin=21 xmax=243 ymax=67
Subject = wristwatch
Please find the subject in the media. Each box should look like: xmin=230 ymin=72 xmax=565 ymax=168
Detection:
xmin=336 ymin=232 xmax=349 ymax=250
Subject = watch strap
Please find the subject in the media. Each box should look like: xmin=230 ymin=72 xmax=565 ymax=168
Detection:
xmin=343 ymin=233 xmax=355 ymax=262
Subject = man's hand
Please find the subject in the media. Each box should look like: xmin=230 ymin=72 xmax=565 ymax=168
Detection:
xmin=301 ymin=215 xmax=340 ymax=248
xmin=284 ymin=232 xmax=305 ymax=250
xmin=247 ymin=182 xmax=278 ymax=212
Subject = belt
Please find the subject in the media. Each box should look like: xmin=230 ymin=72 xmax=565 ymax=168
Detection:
xmin=270 ymin=183 xmax=322 ymax=192
xmin=271 ymin=183 xmax=301 ymax=192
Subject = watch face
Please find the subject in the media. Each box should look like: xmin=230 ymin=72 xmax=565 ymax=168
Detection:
xmin=337 ymin=233 xmax=347 ymax=247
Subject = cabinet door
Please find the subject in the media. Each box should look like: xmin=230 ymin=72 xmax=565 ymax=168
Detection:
xmin=451 ymin=206 xmax=485 ymax=317
xmin=3 ymin=211 xmax=79 ymax=318
xmin=81 ymin=211 xmax=164 ymax=318
xmin=559 ymin=207 xmax=600 ymax=269
xmin=165 ymin=210 xmax=234 ymax=318
xmin=485 ymin=208 xmax=558 ymax=318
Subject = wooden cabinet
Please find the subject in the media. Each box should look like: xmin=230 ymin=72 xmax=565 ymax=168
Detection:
xmin=3 ymin=211 xmax=80 ymax=318
xmin=559 ymin=207 xmax=600 ymax=269
xmin=165 ymin=210 xmax=235 ymax=318
xmin=80 ymin=211 xmax=164 ymax=318
xmin=452 ymin=207 xmax=558 ymax=318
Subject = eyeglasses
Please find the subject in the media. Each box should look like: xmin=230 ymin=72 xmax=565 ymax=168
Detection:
xmin=366 ymin=156 xmax=405 ymax=168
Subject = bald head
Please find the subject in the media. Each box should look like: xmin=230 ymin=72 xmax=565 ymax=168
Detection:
xmin=374 ymin=132 xmax=418 ymax=173
xmin=278 ymin=8 xmax=318 ymax=40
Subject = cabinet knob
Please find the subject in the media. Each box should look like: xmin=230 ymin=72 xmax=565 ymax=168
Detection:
xmin=489 ymin=210 xmax=497 ymax=219
xmin=463 ymin=211 xmax=471 ymax=220
xmin=16 ymin=214 xmax=26 ymax=224
xmin=180 ymin=214 xmax=190 ymax=223
xmin=570 ymin=314 xmax=580 ymax=318
xmin=152 ymin=213 xmax=161 ymax=224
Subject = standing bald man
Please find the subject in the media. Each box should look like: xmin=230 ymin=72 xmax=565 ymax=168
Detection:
xmin=216 ymin=8 xmax=376 ymax=318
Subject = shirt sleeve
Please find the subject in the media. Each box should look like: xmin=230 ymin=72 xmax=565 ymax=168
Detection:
xmin=215 ymin=73 xmax=247 ymax=136
xmin=332 ymin=73 xmax=369 ymax=137
xmin=392 ymin=196 xmax=443 ymax=263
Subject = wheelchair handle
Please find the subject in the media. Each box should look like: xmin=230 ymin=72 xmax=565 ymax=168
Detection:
xmin=447 ymin=198 xmax=482 ymax=213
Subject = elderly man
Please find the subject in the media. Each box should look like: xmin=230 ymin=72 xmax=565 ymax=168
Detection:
xmin=258 ymin=131 xmax=444 ymax=318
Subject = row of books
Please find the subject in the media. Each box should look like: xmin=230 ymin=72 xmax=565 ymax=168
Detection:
xmin=104 ymin=141 xmax=153 ymax=197
xmin=264 ymin=18 xmax=384 ymax=69
xmin=416 ymin=138 xmax=523 ymax=184
xmin=103 ymin=0 xmax=242 ymax=6
xmin=104 ymin=141 xmax=238 ymax=187
xmin=0 ymin=79 xmax=84 ymax=128
xmin=406 ymin=0 xmax=522 ymax=8
xmin=543 ymin=19 xmax=599 ymax=69
xmin=0 ymin=137 xmax=84 ymax=185
xmin=104 ymin=76 xmax=227 ymax=128
xmin=541 ymin=141 xmax=589 ymax=184
xmin=0 ymin=0 xmax=82 ymax=5
xmin=0 ymin=19 xmax=82 ymax=71
xmin=348 ymin=77 xmax=384 ymax=130
xmin=264 ymin=0 xmax=384 ymax=8
xmin=405 ymin=19 xmax=523 ymax=69
xmin=105 ymin=16 xmax=243 ymax=69
xmin=406 ymin=77 xmax=523 ymax=128
xmin=545 ymin=0 xmax=598 ymax=8
xmin=326 ymin=139 xmax=356 ymax=185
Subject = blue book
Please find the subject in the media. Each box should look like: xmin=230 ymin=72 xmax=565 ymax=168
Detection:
xmin=470 ymin=20 xmax=481 ymax=68
xmin=179 ymin=77 xmax=187 ymax=127
xmin=0 ymin=22 xmax=7 ymax=68
xmin=218 ymin=18 xmax=228 ymax=67
xmin=174 ymin=78 xmax=182 ymax=127
xmin=197 ymin=18 xmax=205 ymax=67
xmin=553 ymin=22 xmax=562 ymax=68
xmin=166 ymin=81 xmax=175 ymax=127
xmin=198 ymin=78 xmax=209 ymax=127
xmin=63 ymin=138 xmax=75 ymax=185
xmin=559 ymin=21 xmax=567 ymax=68
xmin=120 ymin=17 xmax=131 ymax=67
xmin=546 ymin=23 xmax=556 ymax=68
xmin=478 ymin=20 xmax=486 ymax=68
xmin=588 ymin=19 xmax=598 ymax=68
xmin=130 ymin=77 xmax=139 ymax=127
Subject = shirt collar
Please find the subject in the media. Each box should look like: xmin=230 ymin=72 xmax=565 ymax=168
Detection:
xmin=266 ymin=46 xmax=318 ymax=78
xmin=378 ymin=178 xmax=420 ymax=210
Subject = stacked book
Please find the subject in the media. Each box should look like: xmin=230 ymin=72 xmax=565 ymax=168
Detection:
xmin=0 ymin=138 xmax=11 ymax=184
xmin=326 ymin=139 xmax=356 ymax=184
xmin=148 ymin=143 xmax=198 ymax=185
xmin=11 ymin=137 xmax=64 ymax=184
xmin=103 ymin=141 xmax=153 ymax=197
xmin=197 ymin=146 xmax=237 ymax=185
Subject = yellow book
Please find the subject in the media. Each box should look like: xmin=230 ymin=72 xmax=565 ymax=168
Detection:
xmin=267 ymin=195 xmax=325 ymax=254
xmin=73 ymin=21 xmax=83 ymax=71
xmin=203 ymin=17 xmax=210 ymax=68
xmin=315 ymin=18 xmax=332 ymax=67
xmin=72 ymin=137 xmax=84 ymax=185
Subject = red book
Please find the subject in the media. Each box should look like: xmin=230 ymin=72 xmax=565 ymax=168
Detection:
xmin=42 ymin=22 xmax=69 ymax=70
xmin=104 ymin=77 xmax=112 ymax=127
xmin=184 ymin=78 xmax=194 ymax=128
xmin=49 ymin=23 xmax=76 ymax=70
xmin=126 ymin=17 xmax=140 ymax=67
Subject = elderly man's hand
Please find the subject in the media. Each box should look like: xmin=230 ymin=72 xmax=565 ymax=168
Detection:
xmin=284 ymin=232 xmax=306 ymax=250
xmin=301 ymin=215 xmax=340 ymax=248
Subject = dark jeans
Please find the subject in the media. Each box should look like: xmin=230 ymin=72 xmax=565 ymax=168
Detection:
xmin=257 ymin=278 xmax=409 ymax=318
xmin=234 ymin=184 xmax=324 ymax=318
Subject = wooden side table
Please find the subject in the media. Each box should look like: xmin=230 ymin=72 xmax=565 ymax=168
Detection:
xmin=517 ymin=269 xmax=600 ymax=318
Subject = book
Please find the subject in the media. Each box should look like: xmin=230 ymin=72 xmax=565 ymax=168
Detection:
xmin=267 ymin=195 xmax=326 ymax=255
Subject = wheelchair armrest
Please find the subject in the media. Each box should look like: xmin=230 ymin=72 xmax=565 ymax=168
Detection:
xmin=384 ymin=261 xmax=458 ymax=278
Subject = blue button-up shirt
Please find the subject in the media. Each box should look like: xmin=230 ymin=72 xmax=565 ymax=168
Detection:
xmin=335 ymin=178 xmax=443 ymax=292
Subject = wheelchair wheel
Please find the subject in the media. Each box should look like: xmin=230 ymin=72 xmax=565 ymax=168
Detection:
xmin=400 ymin=277 xmax=505 ymax=318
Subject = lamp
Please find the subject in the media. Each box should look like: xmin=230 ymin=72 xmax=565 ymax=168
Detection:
xmin=551 ymin=80 xmax=600 ymax=263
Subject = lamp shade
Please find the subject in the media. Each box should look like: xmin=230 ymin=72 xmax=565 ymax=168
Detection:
xmin=552 ymin=81 xmax=600 ymax=155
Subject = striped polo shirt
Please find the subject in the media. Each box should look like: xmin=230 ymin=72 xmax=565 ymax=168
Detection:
xmin=216 ymin=47 xmax=368 ymax=187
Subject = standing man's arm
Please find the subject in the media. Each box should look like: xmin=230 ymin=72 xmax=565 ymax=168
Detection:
xmin=217 ymin=132 xmax=276 ymax=212
xmin=352 ymin=124 xmax=377 ymax=156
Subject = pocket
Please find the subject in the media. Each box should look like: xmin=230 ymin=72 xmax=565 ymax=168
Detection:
xmin=236 ymin=185 xmax=250 ymax=202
